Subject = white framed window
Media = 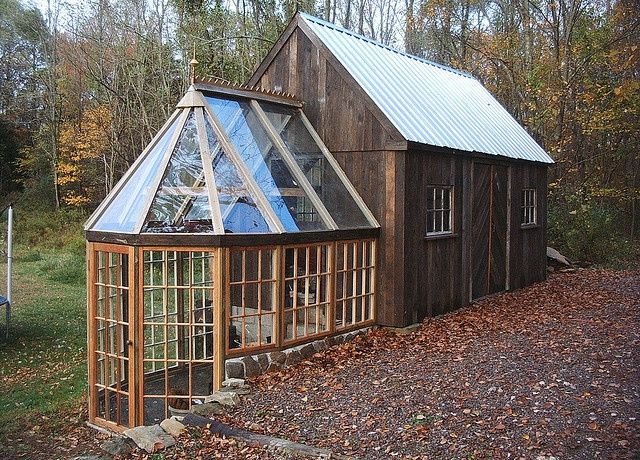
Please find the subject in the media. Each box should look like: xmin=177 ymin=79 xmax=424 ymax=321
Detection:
xmin=521 ymin=188 xmax=537 ymax=226
xmin=426 ymin=186 xmax=453 ymax=235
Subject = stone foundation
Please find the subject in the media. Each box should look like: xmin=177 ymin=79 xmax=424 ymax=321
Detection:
xmin=224 ymin=327 xmax=371 ymax=380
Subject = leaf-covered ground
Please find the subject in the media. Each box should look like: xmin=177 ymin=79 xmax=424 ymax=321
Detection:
xmin=218 ymin=269 xmax=640 ymax=459
xmin=2 ymin=269 xmax=638 ymax=459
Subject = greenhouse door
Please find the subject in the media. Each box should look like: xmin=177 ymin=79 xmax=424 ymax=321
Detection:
xmin=88 ymin=244 xmax=136 ymax=429
xmin=138 ymin=249 xmax=223 ymax=426
xmin=472 ymin=163 xmax=508 ymax=299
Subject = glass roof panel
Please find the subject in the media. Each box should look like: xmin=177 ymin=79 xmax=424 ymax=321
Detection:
xmin=143 ymin=110 xmax=213 ymax=233
xmin=259 ymin=102 xmax=372 ymax=229
xmin=206 ymin=96 xmax=328 ymax=232
xmin=92 ymin=114 xmax=181 ymax=232
xmin=203 ymin=116 xmax=271 ymax=233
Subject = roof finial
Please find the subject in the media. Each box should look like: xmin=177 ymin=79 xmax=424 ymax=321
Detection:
xmin=189 ymin=43 xmax=198 ymax=85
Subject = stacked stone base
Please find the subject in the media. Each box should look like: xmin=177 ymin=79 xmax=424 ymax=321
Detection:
xmin=225 ymin=327 xmax=371 ymax=379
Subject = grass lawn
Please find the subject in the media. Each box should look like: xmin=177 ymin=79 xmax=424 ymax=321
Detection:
xmin=0 ymin=245 xmax=87 ymax=440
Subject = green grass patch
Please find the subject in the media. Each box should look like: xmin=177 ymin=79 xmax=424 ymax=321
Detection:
xmin=0 ymin=242 xmax=87 ymax=438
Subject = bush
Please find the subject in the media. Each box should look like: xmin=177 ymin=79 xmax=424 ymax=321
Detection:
xmin=36 ymin=252 xmax=85 ymax=285
xmin=14 ymin=207 xmax=86 ymax=250
xmin=548 ymin=192 xmax=633 ymax=265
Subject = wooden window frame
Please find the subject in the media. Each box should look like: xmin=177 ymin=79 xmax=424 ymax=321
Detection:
xmin=226 ymin=246 xmax=280 ymax=355
xmin=426 ymin=186 xmax=454 ymax=236
xmin=282 ymin=242 xmax=333 ymax=345
xmin=521 ymin=188 xmax=537 ymax=228
xmin=335 ymin=239 xmax=376 ymax=331
xmin=88 ymin=242 xmax=136 ymax=431
xmin=88 ymin=237 xmax=377 ymax=429
xmin=138 ymin=247 xmax=222 ymax=425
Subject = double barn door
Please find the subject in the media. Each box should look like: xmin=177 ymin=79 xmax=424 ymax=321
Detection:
xmin=471 ymin=163 xmax=508 ymax=299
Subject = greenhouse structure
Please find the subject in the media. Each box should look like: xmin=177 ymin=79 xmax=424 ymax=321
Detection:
xmin=84 ymin=81 xmax=379 ymax=430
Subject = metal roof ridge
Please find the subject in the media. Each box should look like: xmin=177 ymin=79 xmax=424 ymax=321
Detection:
xmin=298 ymin=12 xmax=474 ymax=79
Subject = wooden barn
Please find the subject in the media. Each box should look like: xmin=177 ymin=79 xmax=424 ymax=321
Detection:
xmin=249 ymin=13 xmax=555 ymax=328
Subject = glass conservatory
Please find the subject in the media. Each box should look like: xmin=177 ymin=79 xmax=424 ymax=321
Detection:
xmin=84 ymin=81 xmax=379 ymax=430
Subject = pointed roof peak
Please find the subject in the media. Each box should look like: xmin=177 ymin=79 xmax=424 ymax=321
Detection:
xmin=176 ymin=87 xmax=206 ymax=108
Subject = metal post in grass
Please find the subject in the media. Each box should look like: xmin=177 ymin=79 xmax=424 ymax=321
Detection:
xmin=6 ymin=204 xmax=12 ymax=339
xmin=1 ymin=203 xmax=12 ymax=339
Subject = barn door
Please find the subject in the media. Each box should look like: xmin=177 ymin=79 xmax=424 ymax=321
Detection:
xmin=472 ymin=163 xmax=508 ymax=299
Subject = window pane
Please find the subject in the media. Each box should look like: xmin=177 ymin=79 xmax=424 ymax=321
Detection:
xmin=143 ymin=111 xmax=213 ymax=233
xmin=426 ymin=186 xmax=453 ymax=234
xmin=205 ymin=116 xmax=271 ymax=233
xmin=206 ymin=96 xmax=328 ymax=232
xmin=443 ymin=210 xmax=451 ymax=232
xmin=259 ymin=102 xmax=372 ymax=230
xmin=521 ymin=189 xmax=536 ymax=225
xmin=93 ymin=115 xmax=180 ymax=232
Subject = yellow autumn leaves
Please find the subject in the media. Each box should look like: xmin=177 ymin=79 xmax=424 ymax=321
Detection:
xmin=57 ymin=105 xmax=111 ymax=206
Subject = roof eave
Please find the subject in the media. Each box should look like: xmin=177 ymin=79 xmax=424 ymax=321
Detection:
xmin=406 ymin=140 xmax=554 ymax=165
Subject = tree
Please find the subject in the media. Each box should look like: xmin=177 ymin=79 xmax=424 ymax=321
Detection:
xmin=0 ymin=0 xmax=48 ymax=199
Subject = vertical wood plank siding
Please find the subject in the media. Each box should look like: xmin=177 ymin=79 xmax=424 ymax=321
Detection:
xmin=252 ymin=25 xmax=548 ymax=327
xmin=405 ymin=152 xmax=547 ymax=317
xmin=508 ymin=165 xmax=548 ymax=290
xmin=404 ymin=151 xmax=466 ymax=319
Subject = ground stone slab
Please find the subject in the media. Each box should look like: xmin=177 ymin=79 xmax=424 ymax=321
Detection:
xmin=256 ymin=353 xmax=269 ymax=371
xmin=160 ymin=417 xmax=186 ymax=437
xmin=182 ymin=414 xmax=335 ymax=459
xmin=269 ymin=351 xmax=286 ymax=364
xmin=220 ymin=385 xmax=251 ymax=395
xmin=285 ymin=350 xmax=302 ymax=366
xmin=222 ymin=378 xmax=246 ymax=388
xmin=123 ymin=424 xmax=176 ymax=453
xmin=206 ymin=390 xmax=240 ymax=406
xmin=191 ymin=402 xmax=225 ymax=416
xmin=547 ymin=246 xmax=571 ymax=266
xmin=221 ymin=327 xmax=371 ymax=380
xmin=323 ymin=336 xmax=336 ymax=347
xmin=225 ymin=359 xmax=244 ymax=379
xmin=101 ymin=436 xmax=134 ymax=456
xmin=69 ymin=456 xmax=111 ymax=460
xmin=299 ymin=343 xmax=316 ymax=359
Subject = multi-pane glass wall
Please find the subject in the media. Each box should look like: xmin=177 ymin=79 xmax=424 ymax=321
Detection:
xmin=141 ymin=249 xmax=217 ymax=424
xmin=89 ymin=245 xmax=133 ymax=428
xmin=284 ymin=244 xmax=331 ymax=342
xmin=336 ymin=240 xmax=376 ymax=329
xmin=88 ymin=238 xmax=376 ymax=429
xmin=228 ymin=248 xmax=277 ymax=350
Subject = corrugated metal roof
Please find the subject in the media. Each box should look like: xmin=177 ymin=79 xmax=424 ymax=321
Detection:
xmin=300 ymin=13 xmax=554 ymax=164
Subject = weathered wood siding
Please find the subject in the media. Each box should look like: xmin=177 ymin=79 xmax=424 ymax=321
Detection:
xmin=508 ymin=164 xmax=548 ymax=290
xmin=403 ymin=149 xmax=548 ymax=323
xmin=472 ymin=163 xmax=509 ymax=299
xmin=251 ymin=26 xmax=407 ymax=326
xmin=253 ymin=28 xmax=404 ymax=153
xmin=404 ymin=150 xmax=467 ymax=320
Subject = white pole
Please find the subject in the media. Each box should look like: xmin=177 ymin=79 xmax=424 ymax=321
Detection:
xmin=7 ymin=205 xmax=12 ymax=305
xmin=5 ymin=205 xmax=12 ymax=338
